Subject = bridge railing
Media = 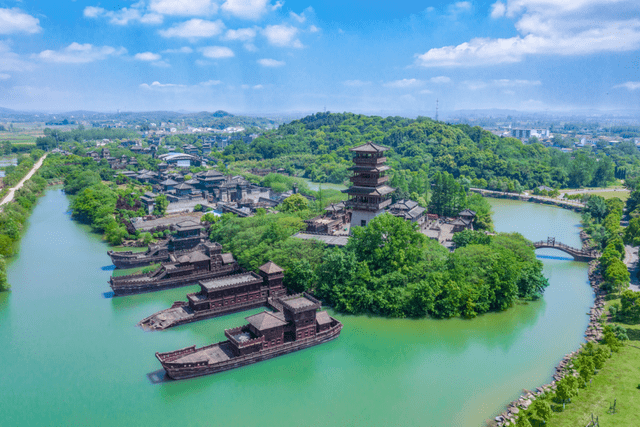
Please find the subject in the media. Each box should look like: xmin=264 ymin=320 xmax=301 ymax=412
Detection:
xmin=532 ymin=240 xmax=599 ymax=257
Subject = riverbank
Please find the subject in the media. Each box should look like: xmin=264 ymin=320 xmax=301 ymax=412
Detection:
xmin=0 ymin=154 xmax=46 ymax=208
xmin=489 ymin=238 xmax=606 ymax=426
xmin=471 ymin=188 xmax=585 ymax=211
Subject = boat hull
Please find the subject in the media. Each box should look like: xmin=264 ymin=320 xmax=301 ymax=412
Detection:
xmin=110 ymin=265 xmax=240 ymax=296
xmin=139 ymin=298 xmax=271 ymax=330
xmin=157 ymin=322 xmax=342 ymax=380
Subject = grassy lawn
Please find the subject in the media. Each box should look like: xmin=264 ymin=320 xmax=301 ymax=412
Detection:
xmin=587 ymin=191 xmax=630 ymax=202
xmin=544 ymin=299 xmax=640 ymax=427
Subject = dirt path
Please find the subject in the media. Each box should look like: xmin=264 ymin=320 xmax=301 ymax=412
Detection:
xmin=0 ymin=154 xmax=47 ymax=208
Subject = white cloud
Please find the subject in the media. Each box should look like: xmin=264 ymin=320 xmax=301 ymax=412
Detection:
xmin=151 ymin=60 xmax=171 ymax=67
xmin=290 ymin=11 xmax=306 ymax=23
xmin=0 ymin=7 xmax=42 ymax=34
xmin=0 ymin=73 xmax=10 ymax=80
xmin=224 ymin=27 xmax=258 ymax=41
xmin=462 ymin=78 xmax=542 ymax=90
xmin=416 ymin=0 xmax=640 ymax=66
xmin=0 ymin=41 xmax=34 ymax=72
xmin=384 ymin=78 xmax=423 ymax=88
xmin=201 ymin=46 xmax=235 ymax=58
xmin=35 ymin=43 xmax=127 ymax=64
xmin=253 ymin=84 xmax=264 ymax=89
xmin=159 ymin=19 xmax=225 ymax=38
xmin=140 ymin=14 xmax=165 ymax=24
xmin=83 ymin=6 xmax=104 ymax=18
xmin=343 ymin=80 xmax=371 ymax=87
xmin=309 ymin=25 xmax=320 ymax=33
xmin=221 ymin=0 xmax=271 ymax=20
xmin=83 ymin=5 xmax=164 ymax=25
xmin=257 ymin=58 xmax=285 ymax=67
xmin=149 ymin=0 xmax=218 ymax=16
xmin=490 ymin=1 xmax=506 ymax=18
xmin=492 ymin=78 xmax=541 ymax=86
xmin=430 ymin=76 xmax=451 ymax=83
xmin=162 ymin=47 xmax=194 ymax=54
xmin=140 ymin=81 xmax=187 ymax=89
xmin=272 ymin=1 xmax=284 ymax=11
xmin=453 ymin=1 xmax=472 ymax=10
xmin=263 ymin=24 xmax=303 ymax=47
xmin=614 ymin=81 xmax=640 ymax=90
xmin=462 ymin=80 xmax=488 ymax=90
xmin=135 ymin=52 xmax=162 ymax=61
xmin=140 ymin=80 xmax=229 ymax=91
xmin=419 ymin=89 xmax=433 ymax=94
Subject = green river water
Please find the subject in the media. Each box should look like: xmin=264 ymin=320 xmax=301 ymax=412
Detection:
xmin=0 ymin=191 xmax=593 ymax=427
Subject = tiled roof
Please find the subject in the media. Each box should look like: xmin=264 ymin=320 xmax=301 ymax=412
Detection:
xmin=259 ymin=261 xmax=283 ymax=274
xmin=350 ymin=142 xmax=390 ymax=153
xmin=245 ymin=311 xmax=287 ymax=331
xmin=220 ymin=253 xmax=235 ymax=264
xmin=316 ymin=311 xmax=332 ymax=325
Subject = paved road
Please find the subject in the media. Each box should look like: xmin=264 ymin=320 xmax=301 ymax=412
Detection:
xmin=0 ymin=154 xmax=47 ymax=208
xmin=623 ymin=244 xmax=640 ymax=292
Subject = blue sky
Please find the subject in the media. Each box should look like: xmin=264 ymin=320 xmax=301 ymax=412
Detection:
xmin=1 ymin=0 xmax=639 ymax=115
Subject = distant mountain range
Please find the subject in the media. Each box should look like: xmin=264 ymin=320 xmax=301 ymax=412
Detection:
xmin=2 ymin=106 xmax=639 ymax=126
xmin=0 ymin=108 xmax=284 ymax=130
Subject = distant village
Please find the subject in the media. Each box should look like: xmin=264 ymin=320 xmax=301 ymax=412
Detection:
xmin=67 ymin=136 xmax=476 ymax=252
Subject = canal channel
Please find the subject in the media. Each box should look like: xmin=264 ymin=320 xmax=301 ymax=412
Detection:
xmin=0 ymin=189 xmax=592 ymax=426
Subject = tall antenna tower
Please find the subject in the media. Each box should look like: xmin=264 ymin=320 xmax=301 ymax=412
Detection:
xmin=435 ymin=99 xmax=439 ymax=122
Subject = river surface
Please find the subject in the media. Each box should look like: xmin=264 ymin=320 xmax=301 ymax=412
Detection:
xmin=0 ymin=191 xmax=593 ymax=427
xmin=298 ymin=177 xmax=347 ymax=192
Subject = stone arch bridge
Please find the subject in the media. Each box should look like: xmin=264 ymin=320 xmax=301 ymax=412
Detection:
xmin=532 ymin=237 xmax=600 ymax=262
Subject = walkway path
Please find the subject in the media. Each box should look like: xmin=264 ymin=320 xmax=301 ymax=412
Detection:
xmin=470 ymin=188 xmax=585 ymax=208
xmin=0 ymin=154 xmax=47 ymax=208
xmin=624 ymin=244 xmax=640 ymax=292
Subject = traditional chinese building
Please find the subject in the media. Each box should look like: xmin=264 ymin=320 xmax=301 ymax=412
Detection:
xmin=343 ymin=142 xmax=395 ymax=228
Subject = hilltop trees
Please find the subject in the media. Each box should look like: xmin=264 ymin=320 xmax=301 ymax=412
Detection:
xmin=429 ymin=171 xmax=467 ymax=217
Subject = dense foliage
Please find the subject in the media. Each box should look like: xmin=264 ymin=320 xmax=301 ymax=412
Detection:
xmin=0 ymin=164 xmax=48 ymax=291
xmin=221 ymin=112 xmax=621 ymax=192
xmin=208 ymin=211 xmax=325 ymax=292
xmin=313 ymin=213 xmax=547 ymax=318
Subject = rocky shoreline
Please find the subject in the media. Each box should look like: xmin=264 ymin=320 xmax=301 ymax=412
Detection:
xmin=485 ymin=231 xmax=604 ymax=427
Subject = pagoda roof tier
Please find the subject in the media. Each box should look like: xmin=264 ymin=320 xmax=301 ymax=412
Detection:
xmin=349 ymin=142 xmax=390 ymax=153
xmin=347 ymin=165 xmax=391 ymax=172
xmin=342 ymin=185 xmax=395 ymax=196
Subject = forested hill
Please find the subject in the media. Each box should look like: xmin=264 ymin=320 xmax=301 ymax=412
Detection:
xmin=223 ymin=112 xmax=636 ymax=191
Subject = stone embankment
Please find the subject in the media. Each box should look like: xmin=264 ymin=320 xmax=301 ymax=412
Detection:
xmin=486 ymin=232 xmax=605 ymax=427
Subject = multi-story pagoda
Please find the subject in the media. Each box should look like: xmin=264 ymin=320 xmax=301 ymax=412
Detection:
xmin=343 ymin=142 xmax=395 ymax=228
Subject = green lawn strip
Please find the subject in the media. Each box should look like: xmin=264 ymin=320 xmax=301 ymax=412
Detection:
xmin=540 ymin=303 xmax=640 ymax=427
xmin=544 ymin=345 xmax=640 ymax=426
xmin=587 ymin=191 xmax=630 ymax=202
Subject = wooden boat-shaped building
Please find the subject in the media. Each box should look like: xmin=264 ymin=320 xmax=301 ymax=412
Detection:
xmin=107 ymin=220 xmax=213 ymax=269
xmin=109 ymin=246 xmax=240 ymax=296
xmin=155 ymin=292 xmax=342 ymax=380
xmin=139 ymin=262 xmax=287 ymax=330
